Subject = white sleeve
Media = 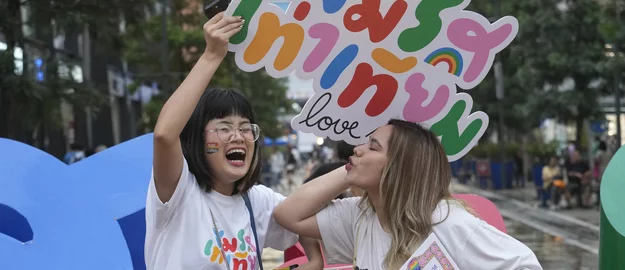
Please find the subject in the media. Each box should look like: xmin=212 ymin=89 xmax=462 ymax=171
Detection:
xmin=250 ymin=185 xmax=299 ymax=250
xmin=145 ymin=157 xmax=194 ymax=230
xmin=316 ymin=197 xmax=360 ymax=265
xmin=458 ymin=221 xmax=543 ymax=270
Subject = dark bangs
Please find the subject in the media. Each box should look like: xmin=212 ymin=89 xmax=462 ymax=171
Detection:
xmin=201 ymin=88 xmax=256 ymax=123
xmin=180 ymin=87 xmax=262 ymax=195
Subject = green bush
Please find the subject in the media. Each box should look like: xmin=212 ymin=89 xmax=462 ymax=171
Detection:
xmin=526 ymin=141 xmax=559 ymax=164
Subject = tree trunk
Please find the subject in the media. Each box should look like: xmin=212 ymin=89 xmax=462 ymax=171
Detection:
xmin=575 ymin=114 xmax=584 ymax=148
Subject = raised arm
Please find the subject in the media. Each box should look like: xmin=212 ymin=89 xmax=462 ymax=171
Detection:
xmin=274 ymin=167 xmax=349 ymax=239
xmin=152 ymin=13 xmax=244 ymax=202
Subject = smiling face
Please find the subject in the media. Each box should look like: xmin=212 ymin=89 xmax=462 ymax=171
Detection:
xmin=204 ymin=115 xmax=258 ymax=185
xmin=180 ymin=88 xmax=262 ymax=195
xmin=345 ymin=125 xmax=392 ymax=192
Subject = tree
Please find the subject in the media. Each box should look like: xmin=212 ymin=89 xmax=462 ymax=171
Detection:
xmin=0 ymin=0 xmax=151 ymax=150
xmin=467 ymin=0 xmax=610 ymax=146
xmin=124 ymin=0 xmax=292 ymax=139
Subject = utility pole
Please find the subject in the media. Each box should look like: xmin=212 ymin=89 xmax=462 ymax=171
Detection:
xmin=493 ymin=0 xmax=507 ymax=184
xmin=160 ymin=0 xmax=170 ymax=95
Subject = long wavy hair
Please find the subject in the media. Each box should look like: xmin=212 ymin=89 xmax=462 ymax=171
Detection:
xmin=358 ymin=119 xmax=465 ymax=269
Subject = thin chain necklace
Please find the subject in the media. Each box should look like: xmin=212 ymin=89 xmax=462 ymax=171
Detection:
xmin=209 ymin=208 xmax=232 ymax=270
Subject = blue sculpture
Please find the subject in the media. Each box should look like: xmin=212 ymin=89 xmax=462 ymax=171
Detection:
xmin=0 ymin=134 xmax=153 ymax=269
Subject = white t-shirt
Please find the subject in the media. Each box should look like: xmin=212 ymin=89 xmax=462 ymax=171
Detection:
xmin=145 ymin=158 xmax=299 ymax=270
xmin=317 ymin=198 xmax=542 ymax=270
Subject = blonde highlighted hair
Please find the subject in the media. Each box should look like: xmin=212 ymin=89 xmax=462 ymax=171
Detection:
xmin=358 ymin=119 xmax=470 ymax=269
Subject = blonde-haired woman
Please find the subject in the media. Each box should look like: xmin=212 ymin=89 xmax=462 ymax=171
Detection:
xmin=274 ymin=119 xmax=542 ymax=269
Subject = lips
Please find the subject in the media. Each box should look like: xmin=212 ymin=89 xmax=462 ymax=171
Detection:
xmin=225 ymin=147 xmax=246 ymax=167
xmin=346 ymin=157 xmax=355 ymax=171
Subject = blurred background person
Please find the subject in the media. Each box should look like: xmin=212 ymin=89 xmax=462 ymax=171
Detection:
xmin=303 ymin=141 xmax=355 ymax=199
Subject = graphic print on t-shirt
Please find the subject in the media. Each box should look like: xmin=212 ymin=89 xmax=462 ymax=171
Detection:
xmin=203 ymin=228 xmax=258 ymax=270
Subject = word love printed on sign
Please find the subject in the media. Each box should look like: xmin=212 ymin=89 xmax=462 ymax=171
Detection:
xmin=225 ymin=0 xmax=518 ymax=161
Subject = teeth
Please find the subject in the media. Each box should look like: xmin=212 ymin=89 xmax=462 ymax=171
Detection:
xmin=226 ymin=149 xmax=246 ymax=155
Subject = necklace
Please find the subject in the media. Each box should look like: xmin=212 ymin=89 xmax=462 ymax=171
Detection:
xmin=209 ymin=208 xmax=232 ymax=270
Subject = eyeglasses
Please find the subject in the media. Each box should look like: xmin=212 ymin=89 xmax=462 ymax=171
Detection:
xmin=205 ymin=123 xmax=261 ymax=143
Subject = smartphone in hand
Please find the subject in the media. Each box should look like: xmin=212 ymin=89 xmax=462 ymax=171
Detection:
xmin=204 ymin=0 xmax=232 ymax=19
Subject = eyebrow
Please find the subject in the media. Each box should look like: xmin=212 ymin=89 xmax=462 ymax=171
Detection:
xmin=216 ymin=119 xmax=251 ymax=125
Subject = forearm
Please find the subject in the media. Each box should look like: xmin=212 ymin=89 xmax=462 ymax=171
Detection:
xmin=275 ymin=167 xmax=349 ymax=226
xmin=154 ymin=53 xmax=222 ymax=141
xmin=299 ymin=236 xmax=323 ymax=264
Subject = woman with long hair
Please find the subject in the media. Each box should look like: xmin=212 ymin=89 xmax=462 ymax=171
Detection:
xmin=146 ymin=12 xmax=322 ymax=270
xmin=274 ymin=119 xmax=541 ymax=269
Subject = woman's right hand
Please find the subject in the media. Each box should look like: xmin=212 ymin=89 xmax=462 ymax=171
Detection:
xmin=202 ymin=12 xmax=244 ymax=60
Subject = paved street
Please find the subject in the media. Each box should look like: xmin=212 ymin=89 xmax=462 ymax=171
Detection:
xmin=261 ymin=168 xmax=600 ymax=269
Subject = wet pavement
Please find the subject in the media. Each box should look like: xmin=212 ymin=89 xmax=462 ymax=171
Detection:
xmin=504 ymin=217 xmax=598 ymax=270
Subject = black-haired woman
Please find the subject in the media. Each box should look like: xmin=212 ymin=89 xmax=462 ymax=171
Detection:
xmin=145 ymin=12 xmax=322 ymax=270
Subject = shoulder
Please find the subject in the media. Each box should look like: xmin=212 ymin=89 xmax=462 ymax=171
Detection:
xmin=246 ymin=185 xmax=285 ymax=210
xmin=432 ymin=200 xmax=482 ymax=238
xmin=320 ymin=197 xmax=363 ymax=222
xmin=248 ymin=184 xmax=280 ymax=199
xmin=331 ymin=196 xmax=362 ymax=208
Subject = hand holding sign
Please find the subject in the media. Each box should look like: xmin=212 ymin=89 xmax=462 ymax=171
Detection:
xmin=225 ymin=0 xmax=518 ymax=161
xmin=203 ymin=12 xmax=244 ymax=59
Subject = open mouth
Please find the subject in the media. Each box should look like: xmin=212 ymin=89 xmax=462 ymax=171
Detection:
xmin=225 ymin=148 xmax=246 ymax=166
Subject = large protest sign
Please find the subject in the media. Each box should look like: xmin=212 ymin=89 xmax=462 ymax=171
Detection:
xmin=225 ymin=0 xmax=518 ymax=161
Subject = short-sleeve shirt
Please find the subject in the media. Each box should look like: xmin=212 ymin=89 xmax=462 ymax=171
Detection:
xmin=145 ymin=158 xmax=298 ymax=270
xmin=566 ymin=161 xmax=589 ymax=185
xmin=316 ymin=198 xmax=542 ymax=270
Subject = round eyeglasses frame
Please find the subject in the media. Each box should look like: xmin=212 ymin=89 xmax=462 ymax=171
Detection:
xmin=205 ymin=123 xmax=261 ymax=143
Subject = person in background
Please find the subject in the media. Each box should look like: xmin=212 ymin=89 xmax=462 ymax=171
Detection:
xmin=593 ymin=141 xmax=612 ymax=206
xmin=541 ymin=156 xmax=561 ymax=208
xmin=269 ymin=146 xmax=286 ymax=188
xmin=566 ymin=150 xmax=592 ymax=208
xmin=303 ymin=141 xmax=355 ymax=199
xmin=285 ymin=145 xmax=299 ymax=190
xmin=63 ymin=143 xmax=85 ymax=164
xmin=95 ymin=144 xmax=108 ymax=153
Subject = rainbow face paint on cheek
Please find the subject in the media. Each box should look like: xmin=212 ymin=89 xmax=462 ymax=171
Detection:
xmin=206 ymin=142 xmax=219 ymax=154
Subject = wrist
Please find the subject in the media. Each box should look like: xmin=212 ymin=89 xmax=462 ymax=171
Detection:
xmin=200 ymin=51 xmax=225 ymax=63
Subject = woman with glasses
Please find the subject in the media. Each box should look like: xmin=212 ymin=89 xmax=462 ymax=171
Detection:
xmin=146 ymin=12 xmax=322 ymax=270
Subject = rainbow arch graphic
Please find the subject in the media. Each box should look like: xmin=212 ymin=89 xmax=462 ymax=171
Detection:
xmin=424 ymin=47 xmax=464 ymax=76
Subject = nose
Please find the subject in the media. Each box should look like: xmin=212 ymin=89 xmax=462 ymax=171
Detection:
xmin=353 ymin=144 xmax=364 ymax=156
xmin=231 ymin=128 xmax=245 ymax=143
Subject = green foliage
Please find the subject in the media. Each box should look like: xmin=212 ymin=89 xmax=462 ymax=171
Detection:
xmin=468 ymin=141 xmax=520 ymax=161
xmin=123 ymin=1 xmax=292 ymax=139
xmin=526 ymin=140 xmax=560 ymax=164
xmin=0 ymin=50 xmax=104 ymax=137
xmin=466 ymin=0 xmax=614 ymax=142
xmin=0 ymin=0 xmax=149 ymax=144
